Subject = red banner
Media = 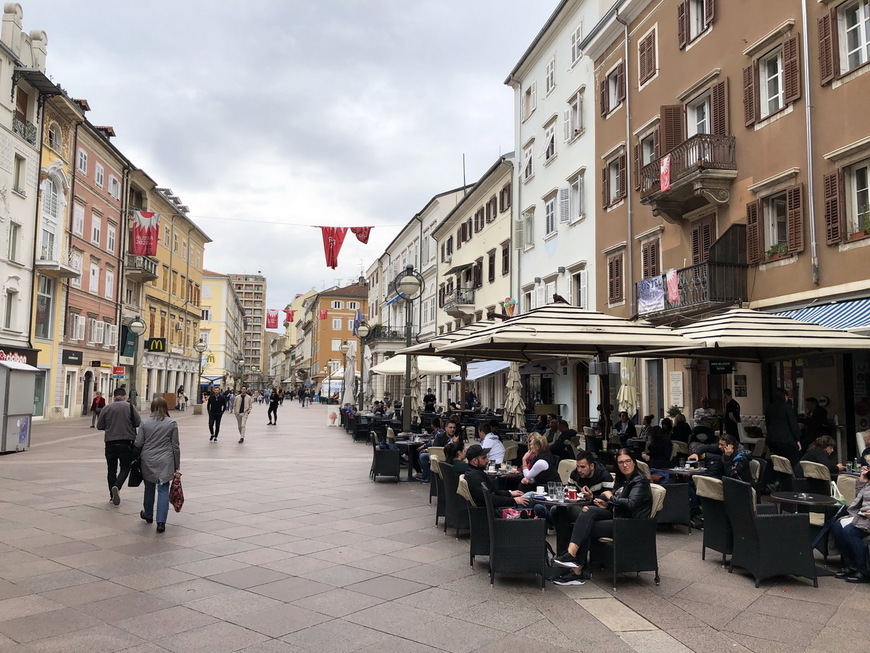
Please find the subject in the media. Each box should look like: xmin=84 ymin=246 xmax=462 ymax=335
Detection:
xmin=320 ymin=226 xmax=348 ymax=269
xmin=660 ymin=154 xmax=671 ymax=192
xmin=283 ymin=309 xmax=296 ymax=323
xmin=350 ymin=226 xmax=372 ymax=244
xmin=319 ymin=309 xmax=328 ymax=319
xmin=131 ymin=211 xmax=159 ymax=256
xmin=266 ymin=309 xmax=278 ymax=329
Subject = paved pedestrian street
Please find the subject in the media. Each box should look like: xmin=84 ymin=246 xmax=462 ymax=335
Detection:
xmin=0 ymin=402 xmax=867 ymax=652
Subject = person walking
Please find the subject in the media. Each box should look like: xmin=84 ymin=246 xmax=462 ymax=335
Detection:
xmin=89 ymin=391 xmax=106 ymax=428
xmin=97 ymin=387 xmax=141 ymax=506
xmin=234 ymin=385 xmax=253 ymax=443
xmin=267 ymin=387 xmax=280 ymax=425
xmin=207 ymin=386 xmax=227 ymax=442
xmin=135 ymin=396 xmax=181 ymax=534
xmin=765 ymin=388 xmax=802 ymax=466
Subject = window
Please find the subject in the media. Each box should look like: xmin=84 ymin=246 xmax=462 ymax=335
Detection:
xmin=544 ymin=195 xmax=557 ymax=236
xmin=499 ymin=183 xmax=512 ymax=212
xmin=568 ymin=172 xmax=585 ymax=223
xmin=633 ymin=128 xmax=660 ymax=190
xmin=522 ymin=142 xmax=534 ymax=181
xmin=545 ymin=57 xmax=555 ymax=95
xmin=332 ymin=318 xmax=342 ymax=330
xmin=104 ymin=322 xmax=118 ymax=348
xmin=687 ymin=94 xmax=710 ymax=137
xmin=109 ymin=175 xmax=121 ymax=200
xmin=35 ymin=276 xmax=53 ymax=339
xmin=501 ymin=244 xmax=510 ymax=275
xmin=543 ymin=122 xmax=556 ymax=163
xmin=474 ymin=207 xmax=485 ymax=233
xmin=572 ymin=269 xmax=588 ymax=309
xmin=746 ymin=185 xmax=804 ymax=263
xmin=7 ymin=222 xmax=20 ymax=263
xmin=331 ymin=339 xmax=342 ymax=351
xmin=181 ymin=240 xmax=187 ymax=260
xmin=44 ymin=179 xmax=59 ymax=218
xmin=48 ymin=123 xmax=61 ymax=150
xmin=107 ymin=225 xmax=116 ymax=254
xmin=830 ymin=160 xmax=870 ymax=239
xmin=678 ymin=0 xmax=715 ymax=48
xmin=564 ymin=89 xmax=584 ymax=142
xmin=105 ymin=267 xmax=114 ymax=299
xmin=93 ymin=320 xmax=105 ymax=345
xmin=599 ymin=62 xmax=625 ymax=116
xmin=70 ymin=250 xmax=83 ymax=288
xmin=331 ymin=300 xmax=343 ymax=309
xmin=95 ymin=163 xmax=104 ymax=188
xmin=348 ymin=301 xmax=359 ymax=310
xmin=40 ymin=229 xmax=56 ymax=261
xmin=13 ymin=155 xmax=26 ymax=194
xmin=201 ymin=308 xmax=211 ymax=321
xmin=485 ymin=196 xmax=497 ymax=223
xmin=571 ymin=24 xmax=583 ymax=65
xmin=488 ymin=250 xmax=496 ymax=283
xmin=691 ymin=215 xmax=716 ymax=264
xmin=73 ymin=204 xmax=85 ymax=237
xmin=515 ymin=208 xmax=535 ymax=251
xmin=602 ymin=153 xmax=627 ymax=208
xmin=348 ymin=319 xmax=355 ymax=330
xmin=77 ymin=149 xmax=88 ymax=174
xmin=91 ymin=213 xmax=101 ymax=245
xmin=744 ymin=37 xmax=800 ymax=125
xmin=822 ymin=0 xmax=870 ymax=80
xmin=173 ymin=233 xmax=179 ymax=253
xmin=163 ymin=228 xmax=170 ymax=247
xmin=89 ymin=264 xmax=100 ymax=293
xmin=522 ymin=82 xmax=537 ymax=120
xmin=641 ymin=239 xmax=661 ymax=279
xmin=4 ymin=290 xmax=16 ymax=330
xmin=759 ymin=49 xmax=784 ymax=118
xmin=607 ymin=252 xmax=624 ymax=304
xmin=638 ymin=30 xmax=657 ymax=85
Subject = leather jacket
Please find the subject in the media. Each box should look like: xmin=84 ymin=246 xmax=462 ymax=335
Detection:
xmin=608 ymin=473 xmax=652 ymax=519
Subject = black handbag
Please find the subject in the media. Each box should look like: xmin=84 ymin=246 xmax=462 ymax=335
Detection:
xmin=128 ymin=456 xmax=143 ymax=487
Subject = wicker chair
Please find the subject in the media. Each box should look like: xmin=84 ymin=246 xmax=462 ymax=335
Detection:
xmin=558 ymin=459 xmax=575 ymax=484
xmin=369 ymin=433 xmax=401 ymax=482
xmin=655 ymin=482 xmax=692 ymax=533
xmin=837 ymin=474 xmax=857 ymax=504
xmin=722 ymin=477 xmax=817 ymax=588
xmin=431 ymin=457 xmax=446 ymax=525
xmin=635 ymin=459 xmax=652 ymax=479
xmin=386 ymin=426 xmax=396 ymax=443
xmin=589 ymin=484 xmax=666 ymax=591
xmin=749 ymin=458 xmax=768 ymax=495
xmin=503 ymin=440 xmax=519 ymax=464
xmin=457 ymin=475 xmax=489 ymax=567
xmin=481 ymin=485 xmax=548 ymax=588
xmin=798 ymin=460 xmax=832 ymax=496
xmin=438 ymin=462 xmax=470 ymax=536
xmin=770 ymin=454 xmax=806 ymax=492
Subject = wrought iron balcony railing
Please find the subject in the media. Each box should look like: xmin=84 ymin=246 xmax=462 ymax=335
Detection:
xmin=640 ymin=133 xmax=736 ymax=199
xmin=636 ymin=261 xmax=746 ymax=317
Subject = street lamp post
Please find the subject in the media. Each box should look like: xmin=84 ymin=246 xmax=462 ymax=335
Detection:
xmin=356 ymin=323 xmax=370 ymax=410
xmin=195 ymin=339 xmax=208 ymax=404
xmin=339 ymin=340 xmax=349 ymax=405
xmin=128 ymin=316 xmax=146 ymax=408
xmin=394 ymin=265 xmax=425 ymax=433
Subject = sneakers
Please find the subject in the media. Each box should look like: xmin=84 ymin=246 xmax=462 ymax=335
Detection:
xmin=238 ymin=437 xmax=244 ymax=443
xmin=267 ymin=422 xmax=273 ymax=425
xmin=553 ymin=572 xmax=586 ymax=586
xmin=552 ymin=553 xmax=580 ymax=569
xmin=209 ymin=435 xmax=215 ymax=441
xmin=110 ymin=486 xmax=121 ymax=506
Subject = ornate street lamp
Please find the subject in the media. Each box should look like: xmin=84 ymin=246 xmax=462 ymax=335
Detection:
xmin=393 ymin=265 xmax=425 ymax=432
xmin=128 ymin=316 xmax=146 ymax=407
xmin=356 ymin=323 xmax=370 ymax=409
xmin=339 ymin=340 xmax=350 ymax=403
xmin=194 ymin=339 xmax=208 ymax=404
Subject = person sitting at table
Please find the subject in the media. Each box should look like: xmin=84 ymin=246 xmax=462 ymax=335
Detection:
xmin=615 ymin=411 xmax=637 ymax=445
xmin=797 ymin=435 xmax=847 ymax=476
xmin=464 ymin=444 xmax=530 ymax=509
xmin=544 ymin=418 xmax=560 ymax=444
xmin=551 ymin=420 xmax=578 ymax=460
xmin=569 ymin=451 xmax=614 ymax=498
xmin=832 ymin=464 xmax=870 ymax=583
xmin=641 ymin=426 xmax=673 ymax=471
xmin=691 ymin=397 xmax=717 ymax=443
xmin=638 ymin=414 xmax=654 ymax=441
xmin=444 ymin=440 xmax=467 ymax=474
xmin=519 ymin=434 xmax=561 ymax=487
xmin=480 ymin=423 xmax=506 ymax=464
xmin=861 ymin=430 xmax=870 ymax=466
xmin=531 ymin=414 xmax=549 ymax=434
xmin=671 ymin=413 xmax=692 ymax=443
xmin=552 ymin=449 xmax=652 ymax=585
xmin=416 ymin=417 xmax=454 ymax=483
xmin=688 ymin=434 xmax=752 ymax=483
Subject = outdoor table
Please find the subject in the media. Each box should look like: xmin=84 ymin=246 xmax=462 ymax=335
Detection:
xmin=663 ymin=466 xmax=706 ymax=478
xmin=485 ymin=468 xmax=522 ymax=491
xmin=394 ymin=439 xmax=425 ymax=481
xmin=769 ymin=491 xmax=839 ymax=511
xmin=534 ymin=495 xmax=594 ymax=553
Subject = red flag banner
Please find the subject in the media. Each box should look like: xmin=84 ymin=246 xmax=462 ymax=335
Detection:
xmin=266 ymin=309 xmax=278 ymax=329
xmin=350 ymin=226 xmax=372 ymax=244
xmin=131 ymin=211 xmax=159 ymax=256
xmin=320 ymin=226 xmax=348 ymax=269
xmin=283 ymin=309 xmax=296 ymax=323
xmin=319 ymin=309 xmax=328 ymax=319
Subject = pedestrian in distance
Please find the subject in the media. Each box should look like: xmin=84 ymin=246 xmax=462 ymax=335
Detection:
xmin=135 ymin=396 xmax=181 ymax=533
xmin=267 ymin=387 xmax=280 ymax=425
xmin=207 ymin=386 xmax=227 ymax=441
xmin=89 ymin=391 xmax=106 ymax=427
xmin=234 ymin=385 xmax=253 ymax=443
xmin=97 ymin=387 xmax=141 ymax=506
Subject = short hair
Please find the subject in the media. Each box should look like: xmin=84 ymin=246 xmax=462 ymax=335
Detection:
xmin=150 ymin=396 xmax=170 ymax=419
xmin=805 ymin=396 xmax=818 ymax=405
xmin=446 ymin=419 xmax=459 ymax=430
xmin=723 ymin=388 xmax=733 ymax=397
xmin=431 ymin=416 xmax=441 ymax=429
xmin=528 ymin=433 xmax=550 ymax=453
xmin=479 ymin=422 xmax=491 ymax=435
xmin=558 ymin=419 xmax=569 ymax=429
xmin=575 ymin=451 xmax=595 ymax=466
xmin=719 ymin=433 xmax=738 ymax=447
xmin=113 ymin=387 xmax=126 ymax=397
xmin=488 ymin=419 xmax=500 ymax=430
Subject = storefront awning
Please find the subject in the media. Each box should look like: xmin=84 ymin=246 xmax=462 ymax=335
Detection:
xmin=450 ymin=360 xmax=511 ymax=381
xmin=776 ymin=298 xmax=870 ymax=333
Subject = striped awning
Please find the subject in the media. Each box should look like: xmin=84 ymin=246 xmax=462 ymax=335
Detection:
xmin=776 ymin=298 xmax=870 ymax=332
xmin=449 ymin=360 xmax=511 ymax=381
xmin=398 ymin=320 xmax=498 ymax=356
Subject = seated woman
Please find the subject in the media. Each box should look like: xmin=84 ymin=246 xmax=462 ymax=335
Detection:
xmin=798 ymin=435 xmax=847 ymax=476
xmin=642 ymin=426 xmax=673 ymax=470
xmin=638 ymin=414 xmax=655 ymax=441
xmin=671 ymin=414 xmax=692 ymax=443
xmin=832 ymin=464 xmax=870 ymax=583
xmin=552 ymin=449 xmax=652 ymax=585
xmin=444 ymin=440 xmax=467 ymax=474
xmin=530 ymin=414 xmax=548 ymax=434
xmin=519 ymin=434 xmax=561 ymax=487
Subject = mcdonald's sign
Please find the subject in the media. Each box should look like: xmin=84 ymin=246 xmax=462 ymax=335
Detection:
xmin=144 ymin=338 xmax=166 ymax=352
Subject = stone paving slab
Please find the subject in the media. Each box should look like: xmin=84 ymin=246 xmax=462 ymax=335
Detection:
xmin=0 ymin=404 xmax=867 ymax=651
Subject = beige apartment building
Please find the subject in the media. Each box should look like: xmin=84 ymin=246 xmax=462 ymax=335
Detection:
xmin=583 ymin=0 xmax=870 ymax=444
xmin=228 ymin=273 xmax=267 ymax=381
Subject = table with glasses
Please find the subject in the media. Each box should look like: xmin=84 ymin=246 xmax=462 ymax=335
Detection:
xmin=533 ymin=483 xmax=593 ymax=553
xmin=769 ymin=491 xmax=839 ymax=512
xmin=394 ymin=437 xmax=426 ymax=481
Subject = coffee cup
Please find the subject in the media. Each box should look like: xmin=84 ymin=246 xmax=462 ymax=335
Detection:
xmin=566 ymin=488 xmax=578 ymax=500
xmin=536 ymin=486 xmax=545 ymax=495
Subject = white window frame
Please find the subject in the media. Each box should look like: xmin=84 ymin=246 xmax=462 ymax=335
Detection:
xmin=332 ymin=317 xmax=342 ymax=330
xmin=3 ymin=290 xmax=16 ymax=330
xmin=846 ymin=158 xmax=870 ymax=233
xmin=70 ymin=250 xmax=83 ymax=288
xmin=35 ymin=276 xmax=53 ymax=339
xmin=91 ymin=213 xmax=101 ymax=245
xmin=89 ymin=263 xmax=100 ymax=293
xmin=348 ymin=318 xmax=355 ymax=330
xmin=545 ymin=57 xmax=556 ymax=95
xmin=104 ymin=268 xmax=114 ymax=300
xmin=544 ymin=195 xmax=557 ymax=237
xmin=608 ymin=70 xmax=622 ymax=111
xmin=73 ymin=204 xmax=85 ymax=237
xmin=7 ymin=222 xmax=20 ymax=263
xmin=106 ymin=225 xmax=116 ymax=254
xmin=608 ymin=158 xmax=622 ymax=203
xmin=564 ymin=89 xmax=584 ymax=142
xmin=522 ymin=208 xmax=535 ymax=252
xmin=570 ymin=24 xmax=583 ymax=65
xmin=44 ymin=178 xmax=60 ymax=218
xmin=93 ymin=319 xmax=105 ymax=345
xmin=522 ymin=81 xmax=537 ymax=121
xmin=48 ymin=123 xmax=61 ymax=151
xmin=73 ymin=314 xmax=85 ymax=340
xmin=95 ymin=162 xmax=104 ymax=188
xmin=687 ymin=93 xmax=711 ymax=137
xmin=331 ymin=338 xmax=342 ymax=351
xmin=331 ymin=300 xmax=343 ymax=309
xmin=689 ymin=0 xmax=708 ymax=41
xmin=568 ymin=171 xmax=585 ymax=224
xmin=104 ymin=323 xmax=118 ymax=348
xmin=348 ymin=301 xmax=359 ymax=310
xmin=543 ymin=123 xmax=556 ymax=163
xmin=76 ymin=149 xmax=88 ymax=174
xmin=640 ymin=131 xmax=658 ymax=167
xmin=759 ymin=47 xmax=784 ymax=119
xmin=86 ymin=317 xmax=97 ymax=344
xmin=763 ymin=191 xmax=789 ymax=252
xmin=841 ymin=0 xmax=870 ymax=73
xmin=108 ymin=175 xmax=121 ymax=200
xmin=522 ymin=142 xmax=535 ymax=182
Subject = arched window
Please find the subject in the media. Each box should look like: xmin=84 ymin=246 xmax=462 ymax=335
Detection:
xmin=48 ymin=123 xmax=62 ymax=151
xmin=44 ymin=179 xmax=59 ymax=218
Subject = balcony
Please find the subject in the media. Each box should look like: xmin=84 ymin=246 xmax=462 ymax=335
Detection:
xmin=367 ymin=325 xmax=406 ymax=343
xmin=640 ymin=134 xmax=737 ymax=223
xmin=125 ymin=254 xmax=159 ymax=282
xmin=34 ymin=246 xmax=79 ymax=279
xmin=636 ymin=261 xmax=747 ymax=324
xmin=442 ymin=288 xmax=475 ymax=318
xmin=12 ymin=116 xmax=37 ymax=146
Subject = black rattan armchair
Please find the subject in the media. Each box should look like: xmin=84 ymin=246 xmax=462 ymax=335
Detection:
xmin=655 ymin=482 xmax=692 ymax=533
xmin=722 ymin=476 xmax=817 ymax=587
xmin=438 ymin=462 xmax=470 ymax=536
xmin=369 ymin=433 xmax=401 ymax=482
xmin=457 ymin=475 xmax=489 ymax=567
xmin=481 ymin=486 xmax=548 ymax=588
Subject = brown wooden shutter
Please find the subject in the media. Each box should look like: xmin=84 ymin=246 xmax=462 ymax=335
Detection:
xmin=660 ymin=105 xmax=685 ymax=153
xmin=823 ymin=171 xmax=845 ymax=244
xmin=705 ymin=0 xmax=715 ymax=27
xmin=639 ymin=33 xmax=655 ymax=84
xmin=783 ymin=35 xmax=801 ymax=104
xmin=639 ymin=37 xmax=649 ymax=83
xmin=650 ymin=239 xmax=660 ymax=277
xmin=677 ymin=1 xmax=688 ymax=50
xmin=691 ymin=216 xmax=714 ymax=264
xmin=616 ymin=62 xmax=626 ymax=104
xmin=711 ymin=80 xmax=728 ymax=136
xmin=600 ymin=78 xmax=609 ymax=116
xmin=742 ymin=65 xmax=756 ymax=127
xmin=633 ymin=143 xmax=641 ymax=191
xmin=818 ymin=13 xmax=838 ymax=86
xmin=617 ymin=154 xmax=627 ymax=199
xmin=786 ymin=184 xmax=804 ymax=253
xmin=641 ymin=241 xmax=651 ymax=279
xmin=746 ymin=200 xmax=762 ymax=264
xmin=653 ymin=125 xmax=660 ymax=157
xmin=608 ymin=255 xmax=623 ymax=303
xmin=648 ymin=33 xmax=657 ymax=81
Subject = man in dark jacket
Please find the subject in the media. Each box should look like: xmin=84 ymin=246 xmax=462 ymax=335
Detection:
xmin=551 ymin=420 xmax=579 ymax=460
xmin=207 ymin=386 xmax=227 ymax=441
xmin=765 ymin=388 xmax=802 ymax=465
xmin=569 ymin=452 xmax=614 ymax=497
xmin=464 ymin=444 xmax=530 ymax=509
xmin=97 ymin=387 xmax=141 ymax=505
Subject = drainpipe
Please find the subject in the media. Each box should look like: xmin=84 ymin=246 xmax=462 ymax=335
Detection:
xmin=615 ymin=9 xmax=635 ymax=315
xmin=801 ymin=0 xmax=820 ymax=285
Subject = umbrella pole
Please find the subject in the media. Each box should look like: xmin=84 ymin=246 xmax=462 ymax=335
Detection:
xmin=460 ymin=360 xmax=468 ymax=413
xmin=599 ymin=354 xmax=612 ymax=437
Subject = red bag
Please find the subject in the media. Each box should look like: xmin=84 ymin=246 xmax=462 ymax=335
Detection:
xmin=169 ymin=474 xmax=184 ymax=512
xmin=500 ymin=508 xmax=538 ymax=520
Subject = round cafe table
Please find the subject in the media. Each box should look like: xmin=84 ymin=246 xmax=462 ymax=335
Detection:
xmin=769 ymin=491 xmax=838 ymax=511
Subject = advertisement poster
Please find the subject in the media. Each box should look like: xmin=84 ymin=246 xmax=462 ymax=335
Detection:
xmin=669 ymin=371 xmax=684 ymax=409
xmin=131 ymin=212 xmax=159 ymax=256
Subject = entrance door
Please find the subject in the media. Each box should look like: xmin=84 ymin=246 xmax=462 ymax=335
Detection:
xmin=646 ymin=360 xmax=664 ymax=419
xmin=33 ymin=370 xmax=46 ymax=418
xmin=82 ymin=371 xmax=93 ymax=418
xmin=575 ymin=363 xmax=589 ymax=427
xmin=63 ymin=371 xmax=76 ymax=417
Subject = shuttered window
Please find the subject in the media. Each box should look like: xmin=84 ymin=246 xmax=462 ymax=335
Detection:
xmin=746 ymin=184 xmax=804 ymax=264
xmin=607 ymin=253 xmax=624 ymax=304
xmin=785 ymin=184 xmax=804 ymax=254
xmin=678 ymin=0 xmax=715 ymax=50
xmin=818 ymin=11 xmax=838 ymax=85
xmin=641 ymin=239 xmax=660 ymax=279
xmin=602 ymin=154 xmax=627 ymax=208
xmin=660 ymin=105 xmax=684 ymax=154
xmin=638 ymin=31 xmax=657 ymax=85
xmin=823 ymin=171 xmax=845 ymax=244
xmin=743 ymin=36 xmax=800 ymax=126
xmin=746 ymin=200 xmax=762 ymax=264
xmin=599 ymin=62 xmax=625 ymax=116
xmin=691 ymin=215 xmax=715 ymax=264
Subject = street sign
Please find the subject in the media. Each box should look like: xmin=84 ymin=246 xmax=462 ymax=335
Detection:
xmin=112 ymin=366 xmax=125 ymax=378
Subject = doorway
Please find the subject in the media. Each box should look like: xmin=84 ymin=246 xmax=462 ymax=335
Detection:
xmin=82 ymin=371 xmax=93 ymax=418
xmin=574 ymin=363 xmax=589 ymax=426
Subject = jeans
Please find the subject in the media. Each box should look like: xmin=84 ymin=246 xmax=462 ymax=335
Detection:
xmin=522 ymin=492 xmax=554 ymax=526
xmin=208 ymin=412 xmax=223 ymax=437
xmin=419 ymin=452 xmax=430 ymax=480
xmin=91 ymin=409 xmax=101 ymax=427
xmin=105 ymin=440 xmax=135 ymax=493
xmin=567 ymin=505 xmax=614 ymax=563
xmin=143 ymin=480 xmax=169 ymax=524
xmin=832 ymin=519 xmax=869 ymax=570
xmin=268 ymin=406 xmax=278 ymax=423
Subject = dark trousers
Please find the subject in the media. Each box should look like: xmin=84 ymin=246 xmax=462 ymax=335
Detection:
xmin=832 ymin=520 xmax=869 ymax=570
xmin=568 ymin=506 xmax=614 ymax=564
xmin=268 ymin=406 xmax=278 ymax=423
xmin=105 ymin=440 xmax=135 ymax=493
xmin=768 ymin=441 xmax=800 ymax=466
xmin=208 ymin=412 xmax=224 ymax=437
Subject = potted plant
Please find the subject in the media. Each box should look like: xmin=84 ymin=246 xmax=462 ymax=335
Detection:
xmin=765 ymin=242 xmax=787 ymax=260
xmin=861 ymin=210 xmax=870 ymax=234
xmin=667 ymin=405 xmax=682 ymax=419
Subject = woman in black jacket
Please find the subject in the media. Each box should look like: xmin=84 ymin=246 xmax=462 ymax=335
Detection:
xmin=552 ymin=449 xmax=652 ymax=584
xmin=799 ymin=435 xmax=846 ymax=476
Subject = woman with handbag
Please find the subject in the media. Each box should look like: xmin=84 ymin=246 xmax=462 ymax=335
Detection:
xmin=134 ymin=396 xmax=181 ymax=533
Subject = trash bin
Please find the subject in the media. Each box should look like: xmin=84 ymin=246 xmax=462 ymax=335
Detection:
xmin=0 ymin=360 xmax=38 ymax=453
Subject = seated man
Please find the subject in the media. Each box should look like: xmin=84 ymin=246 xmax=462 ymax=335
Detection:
xmin=551 ymin=420 xmax=578 ymax=460
xmin=860 ymin=429 xmax=870 ymax=466
xmin=569 ymin=451 xmax=614 ymax=498
xmin=463 ymin=444 xmax=530 ymax=509
xmin=416 ymin=418 xmax=457 ymax=483
xmin=615 ymin=411 xmax=637 ymax=444
xmin=692 ymin=397 xmax=717 ymax=442
xmin=480 ymin=423 xmax=505 ymax=464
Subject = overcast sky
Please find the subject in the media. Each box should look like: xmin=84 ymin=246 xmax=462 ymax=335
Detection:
xmin=25 ymin=0 xmax=556 ymax=312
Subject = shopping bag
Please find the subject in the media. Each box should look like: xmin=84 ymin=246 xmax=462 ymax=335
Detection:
xmin=169 ymin=474 xmax=184 ymax=512
xmin=127 ymin=458 xmax=143 ymax=488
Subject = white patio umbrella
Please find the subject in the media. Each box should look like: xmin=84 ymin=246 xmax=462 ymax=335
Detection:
xmin=616 ymin=357 xmax=639 ymax=418
xmin=408 ymin=354 xmax=421 ymax=416
xmin=341 ymin=341 xmax=357 ymax=406
xmin=370 ymin=354 xmax=460 ymax=376
xmin=503 ymin=362 xmax=526 ymax=428
xmin=363 ymin=344 xmax=374 ymax=404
